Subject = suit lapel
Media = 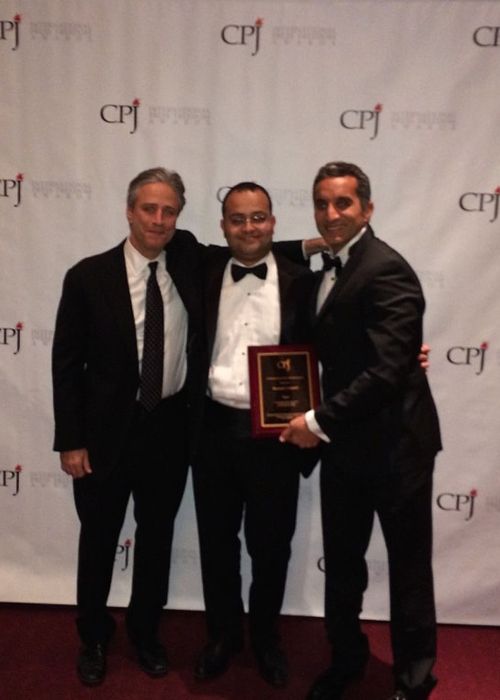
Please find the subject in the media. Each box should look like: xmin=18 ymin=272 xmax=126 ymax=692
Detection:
xmin=315 ymin=228 xmax=374 ymax=323
xmin=204 ymin=249 xmax=231 ymax=358
xmin=276 ymin=253 xmax=299 ymax=343
xmin=101 ymin=243 xmax=138 ymax=366
xmin=315 ymin=266 xmax=348 ymax=324
xmin=308 ymin=271 xmax=324 ymax=326
xmin=164 ymin=229 xmax=193 ymax=313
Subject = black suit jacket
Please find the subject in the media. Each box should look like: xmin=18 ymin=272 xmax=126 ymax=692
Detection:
xmin=52 ymin=229 xmax=203 ymax=477
xmin=298 ymin=227 xmax=441 ymax=476
xmin=199 ymin=247 xmax=319 ymax=476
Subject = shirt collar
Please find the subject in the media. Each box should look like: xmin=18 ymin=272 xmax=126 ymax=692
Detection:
xmin=230 ymin=250 xmax=273 ymax=268
xmin=124 ymin=237 xmax=166 ymax=275
xmin=325 ymin=225 xmax=367 ymax=267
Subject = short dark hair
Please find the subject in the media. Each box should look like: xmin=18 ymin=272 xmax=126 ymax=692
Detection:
xmin=313 ymin=162 xmax=371 ymax=210
xmin=221 ymin=181 xmax=273 ymax=216
xmin=127 ymin=167 xmax=186 ymax=211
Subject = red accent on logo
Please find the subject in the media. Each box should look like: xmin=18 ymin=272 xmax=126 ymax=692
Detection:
xmin=470 ymin=489 xmax=477 ymax=497
xmin=374 ymin=103 xmax=383 ymax=112
xmin=480 ymin=341 xmax=488 ymax=350
xmin=15 ymin=465 xmax=22 ymax=473
xmin=16 ymin=322 xmax=23 ymax=330
xmin=14 ymin=14 xmax=21 ymax=23
xmin=132 ymin=98 xmax=140 ymax=107
xmin=495 ymin=186 xmax=500 ymax=194
xmin=255 ymin=18 xmax=264 ymax=27
xmin=16 ymin=173 xmax=24 ymax=182
xmin=124 ymin=539 xmax=132 ymax=547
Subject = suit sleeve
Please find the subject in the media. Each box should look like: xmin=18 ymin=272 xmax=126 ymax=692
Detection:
xmin=273 ymin=240 xmax=310 ymax=268
xmin=315 ymin=258 xmax=425 ymax=435
xmin=52 ymin=266 xmax=89 ymax=452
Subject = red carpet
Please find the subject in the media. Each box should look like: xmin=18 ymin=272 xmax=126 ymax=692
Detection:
xmin=1 ymin=604 xmax=499 ymax=698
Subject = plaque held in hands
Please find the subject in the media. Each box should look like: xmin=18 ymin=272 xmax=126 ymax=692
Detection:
xmin=248 ymin=344 xmax=320 ymax=438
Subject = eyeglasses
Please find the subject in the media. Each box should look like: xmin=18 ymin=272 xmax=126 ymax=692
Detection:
xmin=227 ymin=212 xmax=269 ymax=227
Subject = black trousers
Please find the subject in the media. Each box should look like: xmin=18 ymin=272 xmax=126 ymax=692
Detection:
xmin=73 ymin=391 xmax=189 ymax=646
xmin=192 ymin=399 xmax=301 ymax=650
xmin=320 ymin=456 xmax=437 ymax=690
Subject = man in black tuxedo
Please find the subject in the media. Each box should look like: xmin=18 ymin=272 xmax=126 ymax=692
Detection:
xmin=52 ymin=167 xmax=203 ymax=685
xmin=192 ymin=182 xmax=320 ymax=688
xmin=281 ymin=162 xmax=441 ymax=700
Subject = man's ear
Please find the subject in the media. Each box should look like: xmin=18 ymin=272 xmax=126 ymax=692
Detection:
xmin=363 ymin=201 xmax=374 ymax=222
xmin=220 ymin=219 xmax=228 ymax=243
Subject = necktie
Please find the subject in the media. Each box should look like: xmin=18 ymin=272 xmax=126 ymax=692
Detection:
xmin=321 ymin=253 xmax=342 ymax=276
xmin=139 ymin=261 xmax=164 ymax=411
xmin=231 ymin=262 xmax=268 ymax=282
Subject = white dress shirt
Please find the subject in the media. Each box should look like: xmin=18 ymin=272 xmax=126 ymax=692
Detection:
xmin=124 ymin=238 xmax=188 ymax=398
xmin=209 ymin=252 xmax=281 ymax=409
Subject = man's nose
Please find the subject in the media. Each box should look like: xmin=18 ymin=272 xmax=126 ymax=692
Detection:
xmin=242 ymin=219 xmax=255 ymax=232
xmin=326 ymin=203 xmax=340 ymax=219
xmin=153 ymin=209 xmax=164 ymax=225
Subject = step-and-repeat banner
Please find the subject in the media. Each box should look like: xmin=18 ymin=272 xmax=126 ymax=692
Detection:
xmin=1 ymin=0 xmax=499 ymax=625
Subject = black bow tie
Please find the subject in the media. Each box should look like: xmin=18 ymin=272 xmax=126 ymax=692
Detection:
xmin=231 ymin=262 xmax=268 ymax=282
xmin=321 ymin=253 xmax=342 ymax=275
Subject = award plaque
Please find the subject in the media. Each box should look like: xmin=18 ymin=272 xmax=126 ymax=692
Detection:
xmin=248 ymin=344 xmax=320 ymax=438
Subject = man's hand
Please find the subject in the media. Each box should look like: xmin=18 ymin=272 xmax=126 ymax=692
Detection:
xmin=280 ymin=415 xmax=321 ymax=448
xmin=60 ymin=448 xmax=92 ymax=479
xmin=303 ymin=237 xmax=329 ymax=257
xmin=419 ymin=343 xmax=430 ymax=371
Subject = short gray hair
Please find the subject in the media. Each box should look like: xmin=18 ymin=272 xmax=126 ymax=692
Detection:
xmin=127 ymin=167 xmax=186 ymax=211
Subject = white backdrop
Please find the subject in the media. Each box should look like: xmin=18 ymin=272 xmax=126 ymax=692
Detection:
xmin=1 ymin=0 xmax=499 ymax=626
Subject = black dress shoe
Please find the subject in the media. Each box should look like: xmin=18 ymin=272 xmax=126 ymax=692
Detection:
xmin=255 ymin=646 xmax=289 ymax=687
xmin=306 ymin=659 xmax=367 ymax=700
xmin=135 ymin=640 xmax=168 ymax=677
xmin=77 ymin=643 xmax=106 ymax=686
xmin=389 ymin=675 xmax=438 ymax=700
xmin=194 ymin=639 xmax=242 ymax=680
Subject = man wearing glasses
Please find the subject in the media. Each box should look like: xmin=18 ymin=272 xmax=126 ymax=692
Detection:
xmin=192 ymin=182 xmax=320 ymax=689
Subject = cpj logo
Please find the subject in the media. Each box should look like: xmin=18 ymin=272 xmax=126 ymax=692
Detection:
xmin=100 ymin=99 xmax=140 ymax=134
xmin=0 ymin=465 xmax=22 ymax=496
xmin=115 ymin=538 xmax=132 ymax=571
xmin=446 ymin=342 xmax=488 ymax=376
xmin=0 ymin=322 xmax=23 ymax=354
xmin=473 ymin=26 xmax=500 ymax=47
xmin=437 ymin=489 xmax=477 ymax=521
xmin=0 ymin=174 xmax=23 ymax=207
xmin=221 ymin=17 xmax=263 ymax=56
xmin=340 ymin=103 xmax=382 ymax=140
xmin=0 ymin=13 xmax=20 ymax=50
xmin=459 ymin=187 xmax=500 ymax=223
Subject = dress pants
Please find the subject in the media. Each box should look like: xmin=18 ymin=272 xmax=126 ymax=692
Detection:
xmin=73 ymin=390 xmax=189 ymax=646
xmin=192 ymin=398 xmax=301 ymax=650
xmin=320 ymin=456 xmax=437 ymax=690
